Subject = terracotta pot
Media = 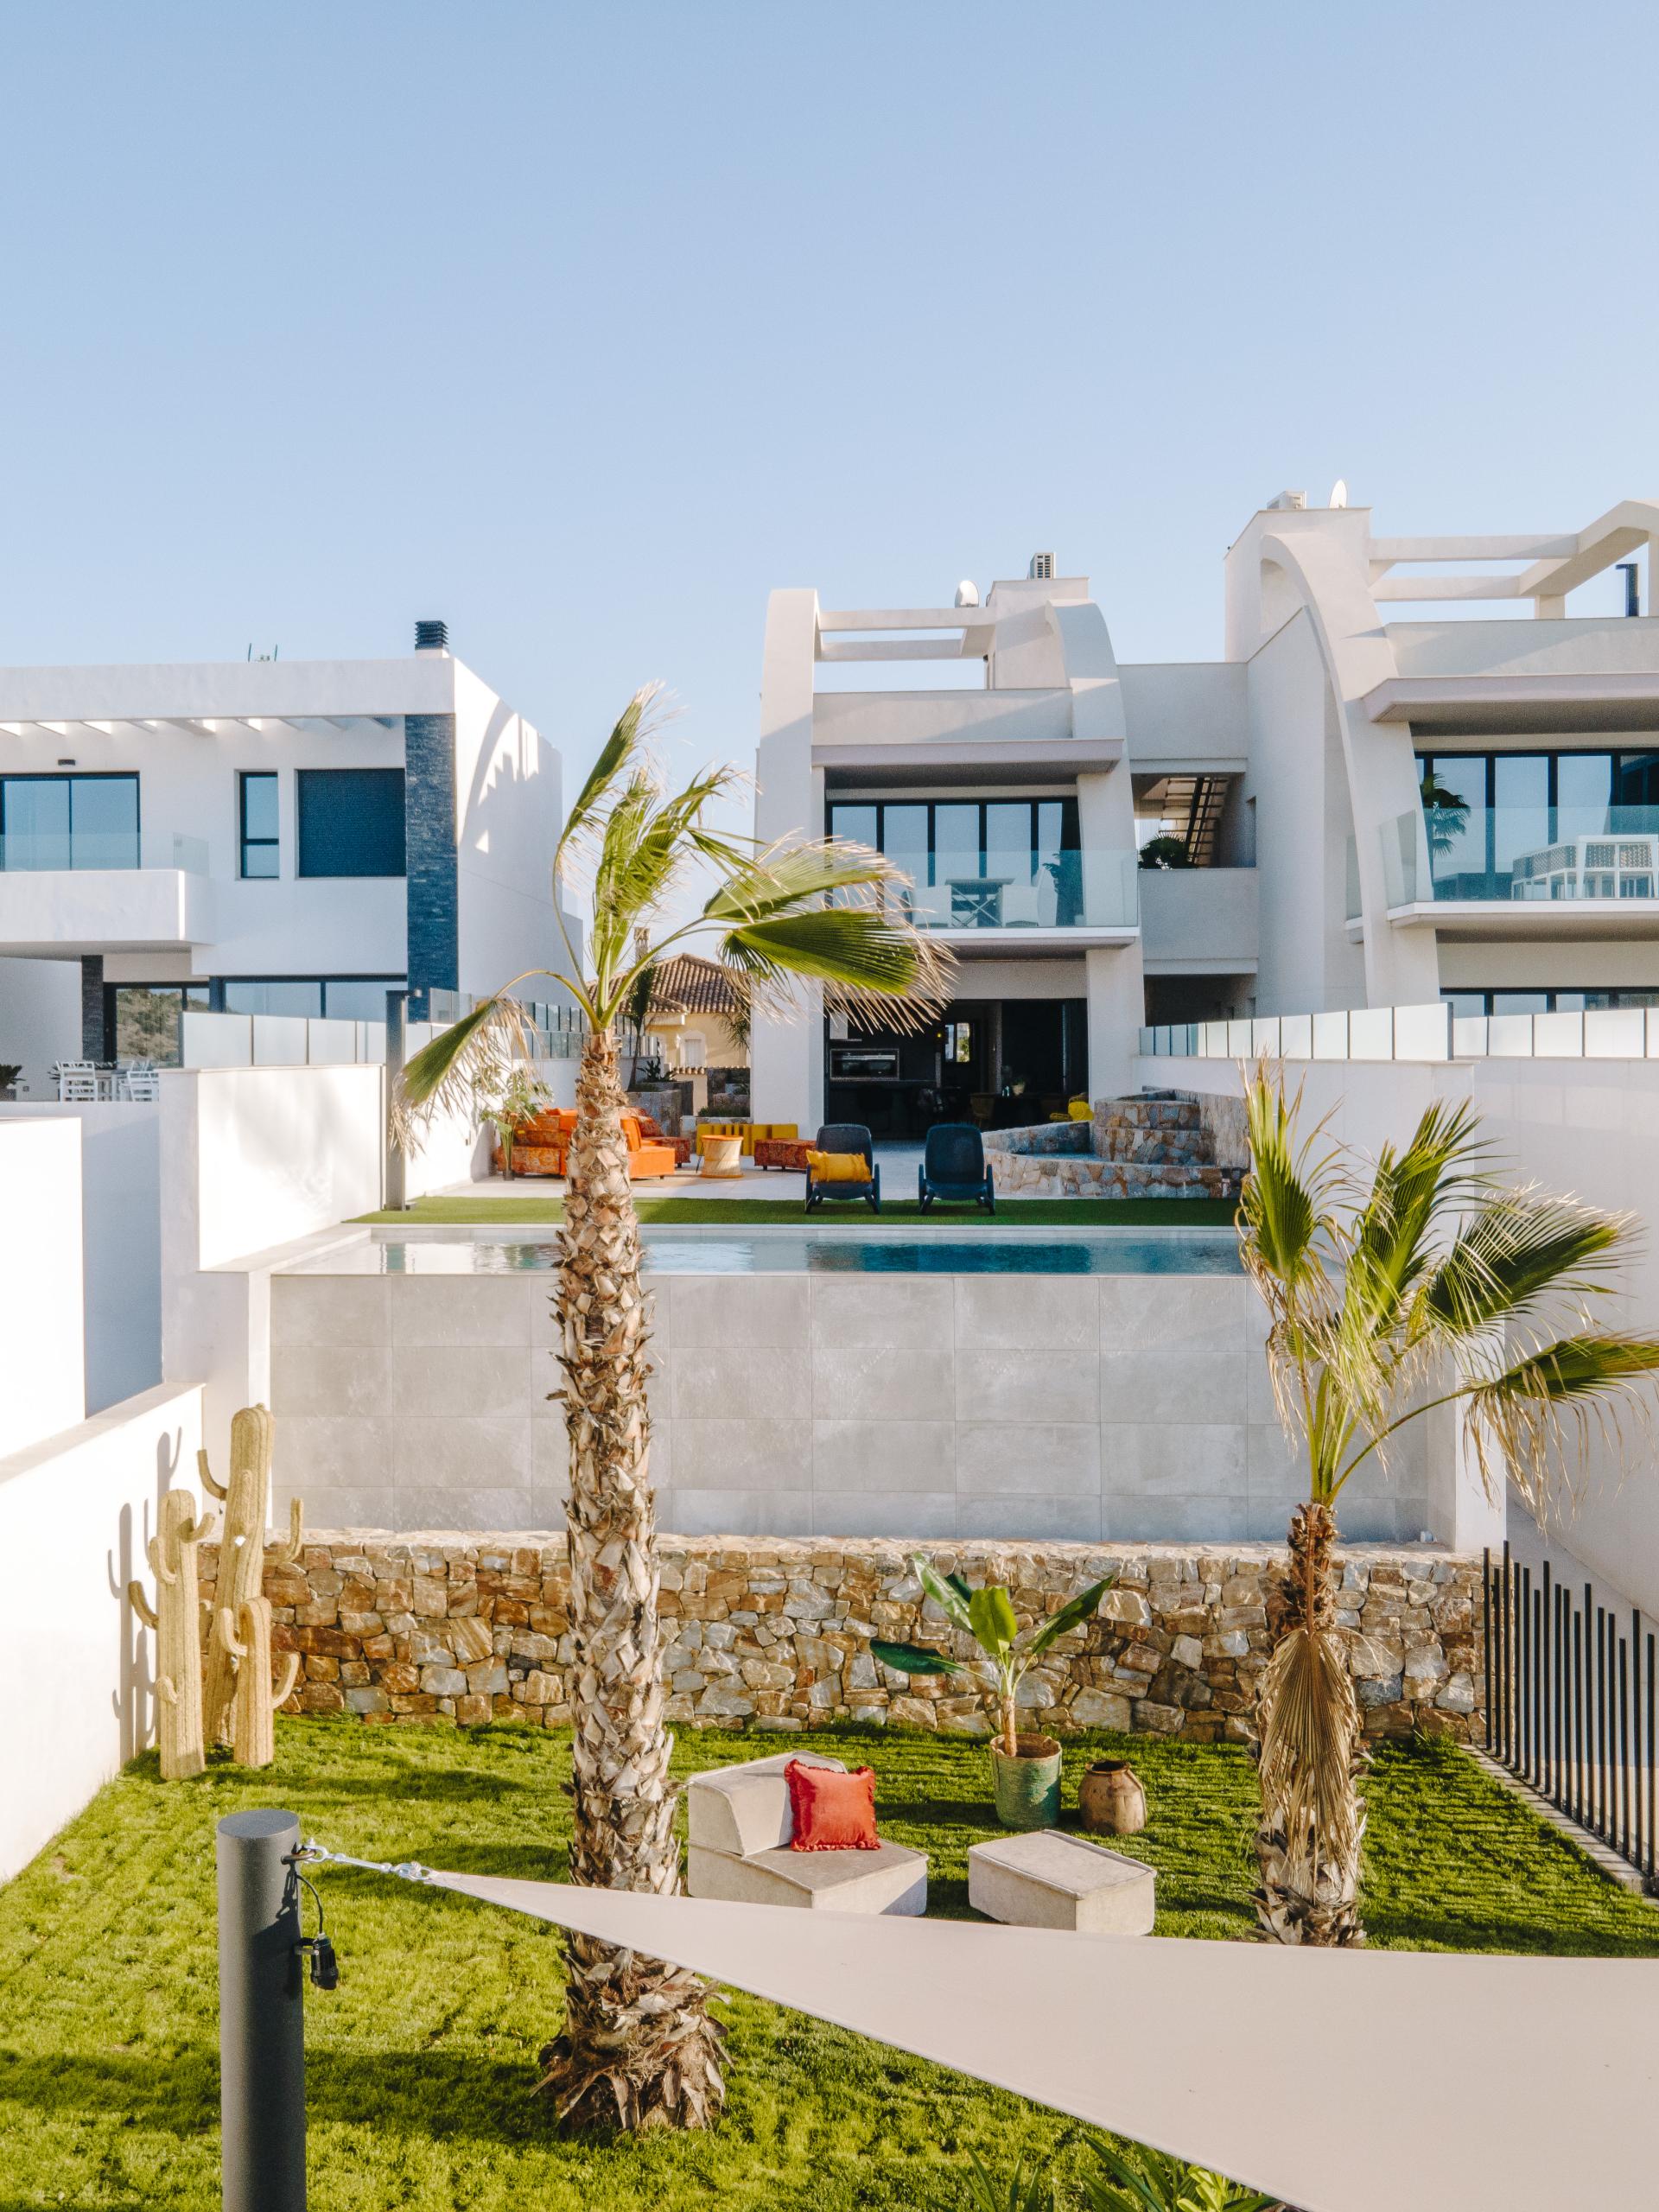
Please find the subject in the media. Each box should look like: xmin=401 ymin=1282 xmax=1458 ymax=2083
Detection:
xmin=991 ymin=1732 xmax=1062 ymax=1830
xmin=1077 ymin=1757 xmax=1147 ymax=1836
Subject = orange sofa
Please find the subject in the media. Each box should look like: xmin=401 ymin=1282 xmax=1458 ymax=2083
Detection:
xmin=491 ymin=1109 xmax=677 ymax=1180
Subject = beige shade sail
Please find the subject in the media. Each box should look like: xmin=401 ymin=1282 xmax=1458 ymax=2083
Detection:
xmin=413 ymin=1869 xmax=1659 ymax=2212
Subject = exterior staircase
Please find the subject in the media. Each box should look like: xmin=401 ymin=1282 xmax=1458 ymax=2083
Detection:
xmin=1091 ymin=1090 xmax=1242 ymax=1200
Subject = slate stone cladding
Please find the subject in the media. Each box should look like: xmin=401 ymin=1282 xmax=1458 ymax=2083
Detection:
xmin=403 ymin=712 xmax=458 ymax=1016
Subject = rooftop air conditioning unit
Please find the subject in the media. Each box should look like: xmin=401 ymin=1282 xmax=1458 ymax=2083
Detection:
xmin=1028 ymin=552 xmax=1055 ymax=581
xmin=1265 ymin=491 xmax=1307 ymax=512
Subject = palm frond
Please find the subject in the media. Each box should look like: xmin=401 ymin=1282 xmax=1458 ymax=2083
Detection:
xmin=1255 ymin=1624 xmax=1363 ymax=1872
xmin=1421 ymin=1191 xmax=1632 ymax=1342
xmin=553 ymin=685 xmax=664 ymax=883
xmin=1464 ymin=1330 xmax=1659 ymax=1522
xmin=702 ymin=836 xmax=901 ymax=922
xmin=720 ymin=907 xmax=952 ymax=1032
xmin=391 ymin=993 xmax=534 ymax=1145
xmin=1342 ymin=1097 xmax=1490 ymax=1337
xmin=1237 ymin=1064 xmax=1339 ymax=1303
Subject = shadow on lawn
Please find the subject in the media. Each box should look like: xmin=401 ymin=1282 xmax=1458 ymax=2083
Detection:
xmin=0 ymin=2050 xmax=552 ymax=2145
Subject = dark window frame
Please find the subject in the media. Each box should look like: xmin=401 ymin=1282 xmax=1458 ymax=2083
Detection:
xmin=296 ymin=766 xmax=407 ymax=880
xmin=238 ymin=770 xmax=279 ymax=880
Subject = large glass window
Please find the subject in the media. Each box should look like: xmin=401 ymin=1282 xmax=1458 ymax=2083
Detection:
xmin=111 ymin=982 xmax=210 ymax=1066
xmin=296 ymin=768 xmax=406 ymax=878
xmin=239 ymin=772 xmax=279 ymax=878
xmin=1417 ymin=750 xmax=1659 ymax=899
xmin=826 ymin=798 xmax=1082 ymax=927
xmin=219 ymin=976 xmax=404 ymax=1019
xmin=0 ymin=773 xmax=138 ymax=869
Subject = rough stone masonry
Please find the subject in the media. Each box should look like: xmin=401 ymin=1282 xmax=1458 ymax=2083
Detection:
xmin=212 ymin=1534 xmax=1484 ymax=1741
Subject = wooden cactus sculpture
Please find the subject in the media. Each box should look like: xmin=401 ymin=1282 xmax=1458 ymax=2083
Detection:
xmin=127 ymin=1489 xmax=217 ymax=1780
xmin=218 ymin=1595 xmax=300 ymax=1767
xmin=201 ymin=1403 xmax=303 ymax=1763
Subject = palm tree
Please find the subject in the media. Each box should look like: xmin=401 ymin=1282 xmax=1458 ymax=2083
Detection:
xmin=396 ymin=688 xmax=951 ymax=2130
xmin=1239 ymin=1063 xmax=1659 ymax=1947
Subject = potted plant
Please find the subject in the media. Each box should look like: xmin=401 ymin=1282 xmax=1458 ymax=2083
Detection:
xmin=474 ymin=1063 xmax=550 ymax=1179
xmin=873 ymin=1556 xmax=1113 ymax=1829
xmin=0 ymin=1063 xmax=22 ymax=1101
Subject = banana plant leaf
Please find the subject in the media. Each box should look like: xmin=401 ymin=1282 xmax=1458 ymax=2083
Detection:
xmin=1027 ymin=1575 xmax=1116 ymax=1661
xmin=912 ymin=1555 xmax=975 ymax=1635
xmin=969 ymin=1585 xmax=1020 ymax=1658
xmin=870 ymin=1639 xmax=966 ymax=1678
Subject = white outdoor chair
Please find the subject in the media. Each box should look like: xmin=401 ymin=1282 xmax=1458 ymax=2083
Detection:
xmin=124 ymin=1067 xmax=161 ymax=1102
xmin=56 ymin=1063 xmax=99 ymax=1102
xmin=685 ymin=1751 xmax=927 ymax=1914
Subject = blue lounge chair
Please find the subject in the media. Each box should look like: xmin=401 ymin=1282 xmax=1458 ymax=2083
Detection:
xmin=918 ymin=1122 xmax=995 ymax=1214
xmin=804 ymin=1122 xmax=880 ymax=1213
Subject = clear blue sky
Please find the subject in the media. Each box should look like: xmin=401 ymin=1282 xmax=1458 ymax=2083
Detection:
xmin=5 ymin=2 xmax=1656 ymax=907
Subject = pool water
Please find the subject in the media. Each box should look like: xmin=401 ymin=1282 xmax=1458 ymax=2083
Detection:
xmin=296 ymin=1230 xmax=1241 ymax=1276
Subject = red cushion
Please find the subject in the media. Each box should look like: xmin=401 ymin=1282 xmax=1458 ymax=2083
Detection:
xmin=785 ymin=1759 xmax=880 ymax=1852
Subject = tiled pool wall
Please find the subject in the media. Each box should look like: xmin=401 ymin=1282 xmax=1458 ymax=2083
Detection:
xmin=268 ymin=1268 xmax=1428 ymax=1543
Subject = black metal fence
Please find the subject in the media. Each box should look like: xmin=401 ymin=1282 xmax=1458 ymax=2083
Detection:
xmin=1484 ymin=1542 xmax=1656 ymax=1888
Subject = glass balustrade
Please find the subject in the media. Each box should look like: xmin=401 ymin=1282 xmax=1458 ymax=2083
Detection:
xmin=1381 ymin=806 xmax=1659 ymax=906
xmin=858 ymin=847 xmax=1140 ymax=931
xmin=0 ymin=827 xmax=210 ymax=874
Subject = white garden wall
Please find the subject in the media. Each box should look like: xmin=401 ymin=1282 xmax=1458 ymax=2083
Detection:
xmin=0 ymin=1102 xmax=162 ymax=1411
xmin=0 ymin=1381 xmax=203 ymax=1882
xmin=0 ymin=1117 xmax=85 ymax=1454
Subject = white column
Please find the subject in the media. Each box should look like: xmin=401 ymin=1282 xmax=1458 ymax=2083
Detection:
xmin=750 ymin=590 xmax=821 ymax=1134
xmin=1077 ymin=766 xmax=1143 ymax=1104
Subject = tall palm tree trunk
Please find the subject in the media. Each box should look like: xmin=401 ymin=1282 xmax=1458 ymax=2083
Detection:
xmin=1252 ymin=1498 xmax=1368 ymax=1948
xmin=536 ymin=1026 xmax=725 ymax=2131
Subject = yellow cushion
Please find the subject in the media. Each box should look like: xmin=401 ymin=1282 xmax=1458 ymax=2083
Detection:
xmin=1067 ymin=1099 xmax=1092 ymax=1121
xmin=806 ymin=1149 xmax=869 ymax=1184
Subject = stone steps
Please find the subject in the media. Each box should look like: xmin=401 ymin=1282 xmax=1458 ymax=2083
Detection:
xmin=1096 ymin=1090 xmax=1217 ymax=1171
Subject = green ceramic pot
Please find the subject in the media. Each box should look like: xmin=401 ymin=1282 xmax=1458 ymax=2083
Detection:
xmin=990 ymin=1734 xmax=1063 ymax=1829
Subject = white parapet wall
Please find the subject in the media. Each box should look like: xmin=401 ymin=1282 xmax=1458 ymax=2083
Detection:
xmin=159 ymin=1063 xmax=493 ymax=1469
xmin=0 ymin=1116 xmax=86 ymax=1455
xmin=0 ymin=1102 xmax=162 ymax=1412
xmin=0 ymin=1380 xmax=204 ymax=1883
xmin=1136 ymin=1046 xmax=1659 ymax=1614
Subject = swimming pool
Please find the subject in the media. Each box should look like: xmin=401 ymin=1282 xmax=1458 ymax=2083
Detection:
xmin=286 ymin=1228 xmax=1242 ymax=1276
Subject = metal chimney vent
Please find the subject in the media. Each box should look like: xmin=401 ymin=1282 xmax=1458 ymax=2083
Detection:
xmin=414 ymin=618 xmax=449 ymax=652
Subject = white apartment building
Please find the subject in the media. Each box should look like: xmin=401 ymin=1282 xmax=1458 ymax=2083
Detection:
xmin=0 ymin=621 xmax=576 ymax=1091
xmin=753 ymin=499 xmax=1659 ymax=1134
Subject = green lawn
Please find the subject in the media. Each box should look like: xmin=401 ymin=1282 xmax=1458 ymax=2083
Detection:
xmin=3 ymin=1720 xmax=1652 ymax=2211
xmin=354 ymin=1193 xmax=1241 ymax=1228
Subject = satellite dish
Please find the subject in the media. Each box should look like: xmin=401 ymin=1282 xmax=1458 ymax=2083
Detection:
xmin=1329 ymin=479 xmax=1349 ymax=509
xmin=955 ymin=580 xmax=980 ymax=607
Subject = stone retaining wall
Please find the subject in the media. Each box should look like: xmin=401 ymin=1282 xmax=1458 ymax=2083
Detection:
xmin=226 ymin=1533 xmax=1484 ymax=1743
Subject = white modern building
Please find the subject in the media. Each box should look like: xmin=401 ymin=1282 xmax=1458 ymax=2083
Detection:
xmin=753 ymin=499 xmax=1659 ymax=1133
xmin=0 ymin=621 xmax=577 ymax=1093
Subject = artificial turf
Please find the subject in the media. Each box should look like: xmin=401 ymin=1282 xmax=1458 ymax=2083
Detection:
xmin=3 ymin=1719 xmax=1653 ymax=2210
xmin=353 ymin=1193 xmax=1241 ymax=1228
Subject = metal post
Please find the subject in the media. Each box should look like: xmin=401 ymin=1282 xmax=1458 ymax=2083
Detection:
xmin=217 ymin=1809 xmax=306 ymax=2212
xmin=385 ymin=988 xmax=409 ymax=1213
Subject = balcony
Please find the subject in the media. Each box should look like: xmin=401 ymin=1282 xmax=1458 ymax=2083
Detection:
xmin=1138 ymin=866 xmax=1258 ymax=971
xmin=867 ymin=847 xmax=1139 ymax=952
xmin=1368 ymin=806 xmax=1659 ymax=940
xmin=0 ymin=830 xmax=213 ymax=957
xmin=813 ymin=687 xmax=1118 ymax=783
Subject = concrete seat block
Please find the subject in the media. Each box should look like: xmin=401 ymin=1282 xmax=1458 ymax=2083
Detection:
xmin=685 ymin=1751 xmax=847 ymax=1856
xmin=967 ymin=1829 xmax=1155 ymax=1934
xmin=688 ymin=1838 xmax=927 ymax=1916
